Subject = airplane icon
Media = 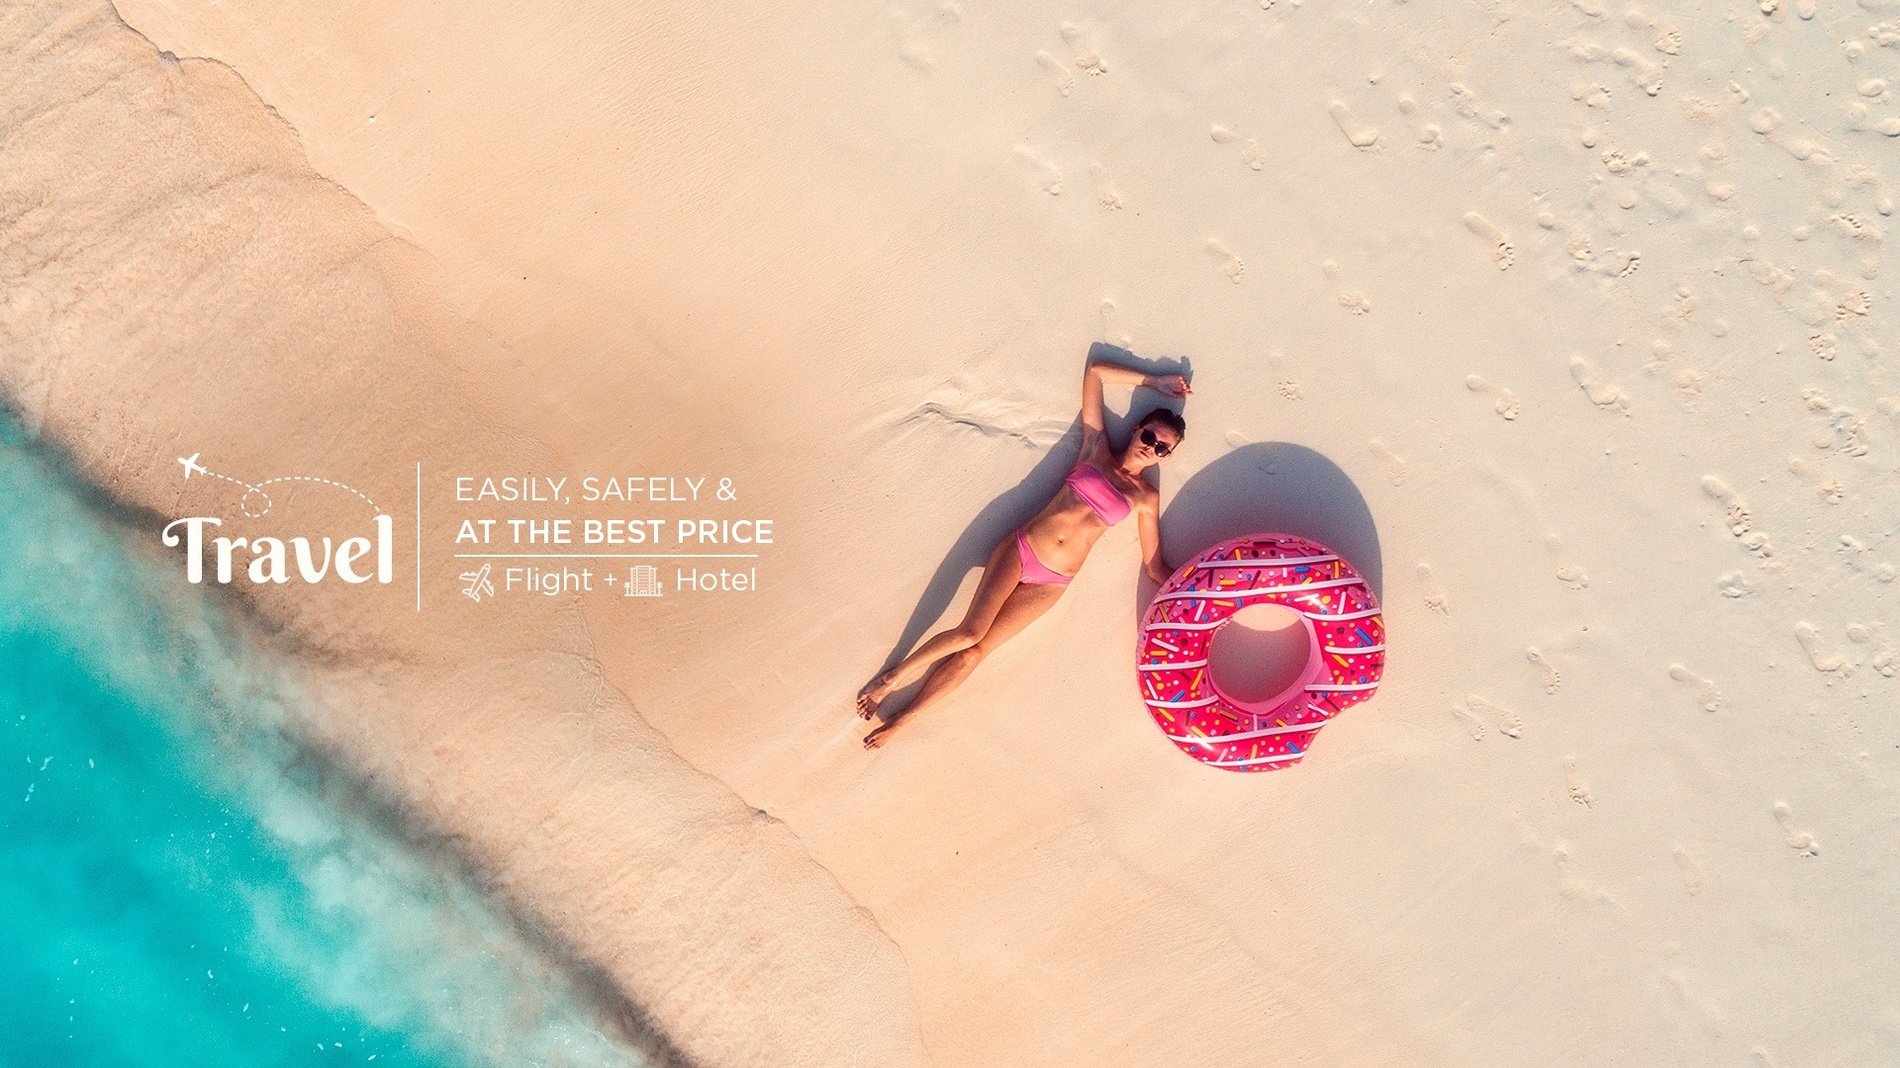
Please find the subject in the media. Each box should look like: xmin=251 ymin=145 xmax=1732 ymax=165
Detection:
xmin=177 ymin=453 xmax=207 ymax=479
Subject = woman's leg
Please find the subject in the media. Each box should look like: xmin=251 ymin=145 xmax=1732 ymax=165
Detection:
xmin=863 ymin=578 xmax=1066 ymax=749
xmin=856 ymin=533 xmax=1023 ymax=719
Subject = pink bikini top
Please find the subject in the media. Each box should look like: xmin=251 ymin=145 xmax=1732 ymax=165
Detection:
xmin=1066 ymin=463 xmax=1133 ymax=525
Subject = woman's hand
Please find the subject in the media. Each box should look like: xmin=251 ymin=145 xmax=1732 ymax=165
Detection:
xmin=1145 ymin=373 xmax=1191 ymax=398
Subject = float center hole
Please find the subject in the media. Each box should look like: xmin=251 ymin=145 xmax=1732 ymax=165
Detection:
xmin=1206 ymin=603 xmax=1309 ymax=703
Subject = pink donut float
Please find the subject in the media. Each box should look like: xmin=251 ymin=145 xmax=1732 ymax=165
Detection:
xmin=1137 ymin=533 xmax=1384 ymax=771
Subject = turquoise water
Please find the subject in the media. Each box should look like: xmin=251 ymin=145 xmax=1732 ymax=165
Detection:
xmin=0 ymin=412 xmax=654 ymax=1068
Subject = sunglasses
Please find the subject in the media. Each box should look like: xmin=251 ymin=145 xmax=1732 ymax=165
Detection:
xmin=1139 ymin=427 xmax=1175 ymax=457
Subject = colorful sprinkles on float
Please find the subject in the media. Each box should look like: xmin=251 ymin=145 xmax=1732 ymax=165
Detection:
xmin=1138 ymin=533 xmax=1385 ymax=771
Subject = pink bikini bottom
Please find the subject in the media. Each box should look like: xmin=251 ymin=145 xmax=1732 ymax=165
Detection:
xmin=1014 ymin=527 xmax=1074 ymax=586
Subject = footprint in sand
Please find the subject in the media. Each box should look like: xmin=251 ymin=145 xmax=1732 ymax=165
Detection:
xmin=1097 ymin=299 xmax=1133 ymax=347
xmin=1321 ymin=259 xmax=1370 ymax=313
xmin=1668 ymin=663 xmax=1722 ymax=711
xmin=1461 ymin=212 xmax=1514 ymax=270
xmin=1205 ymin=238 xmax=1245 ymax=283
xmin=1647 ymin=341 xmax=1709 ymax=404
xmin=1089 ymin=164 xmax=1124 ymax=210
xmin=1262 ymin=350 xmax=1302 ymax=400
xmin=1572 ymin=81 xmax=1613 ymax=112
xmin=1559 ymin=36 xmax=1665 ymax=96
xmin=1772 ymin=801 xmax=1820 ymax=857
xmin=1035 ymin=50 xmax=1076 ymax=97
xmin=1449 ymin=82 xmax=1511 ymax=132
xmin=1640 ymin=175 xmax=1689 ymax=218
xmin=1570 ymin=357 xmax=1632 ymax=416
xmin=1327 ymin=100 xmax=1381 ymax=150
xmin=1418 ymin=563 xmax=1451 ymax=615
xmin=1808 ymin=404 xmax=1871 ymax=458
xmin=1701 ymin=476 xmax=1774 ymax=558
xmin=889 ymin=1 xmax=960 ymax=71
xmin=1467 ymin=694 xmax=1523 ymax=739
xmin=1601 ymin=146 xmax=1640 ymax=177
xmin=1395 ymin=94 xmax=1444 ymax=150
xmin=1794 ymin=622 xmax=1847 ymax=673
xmin=1013 ymin=144 xmax=1063 ymax=195
xmin=1565 ymin=227 xmax=1597 ymax=267
xmin=1672 ymin=845 xmax=1706 ymax=895
xmin=1564 ymin=759 xmax=1594 ymax=808
xmin=1717 ymin=571 xmax=1756 ymax=598
xmin=1786 ymin=456 xmax=1844 ymax=504
xmin=1465 ymin=374 xmax=1521 ymax=420
xmin=1368 ymin=438 xmax=1407 ymax=486
xmin=1834 ymin=288 xmax=1873 ymax=321
xmin=1845 ymin=623 xmax=1889 ymax=671
xmin=1058 ymin=21 xmax=1108 ymax=77
xmin=1528 ymin=646 xmax=1562 ymax=693
xmin=1661 ymin=965 xmax=1725 ymax=1036
xmin=1550 ymin=843 xmax=1623 ymax=909
xmin=1845 ymin=623 xmax=1897 ymax=678
xmin=1545 ymin=532 xmax=1591 ymax=589
xmin=1450 ymin=702 xmax=1486 ymax=741
xmin=1209 ymin=124 xmax=1267 ymax=171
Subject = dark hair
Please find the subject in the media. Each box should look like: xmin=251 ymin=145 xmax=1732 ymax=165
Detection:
xmin=1136 ymin=408 xmax=1187 ymax=440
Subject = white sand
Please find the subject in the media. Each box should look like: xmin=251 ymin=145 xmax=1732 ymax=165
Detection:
xmin=5 ymin=0 xmax=1897 ymax=1063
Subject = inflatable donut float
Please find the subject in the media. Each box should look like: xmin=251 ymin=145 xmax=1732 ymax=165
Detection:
xmin=1137 ymin=533 xmax=1384 ymax=771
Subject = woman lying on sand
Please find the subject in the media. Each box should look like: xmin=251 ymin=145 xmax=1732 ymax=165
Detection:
xmin=855 ymin=356 xmax=1191 ymax=749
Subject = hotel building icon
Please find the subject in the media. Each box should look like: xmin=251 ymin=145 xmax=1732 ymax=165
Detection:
xmin=623 ymin=564 xmax=662 ymax=598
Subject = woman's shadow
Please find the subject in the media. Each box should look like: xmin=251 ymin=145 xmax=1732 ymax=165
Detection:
xmin=1145 ymin=444 xmax=1386 ymax=611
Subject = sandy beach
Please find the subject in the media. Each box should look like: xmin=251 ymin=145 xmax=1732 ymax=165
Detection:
xmin=5 ymin=0 xmax=1897 ymax=1064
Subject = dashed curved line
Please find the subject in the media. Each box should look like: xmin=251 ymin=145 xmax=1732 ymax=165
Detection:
xmin=193 ymin=465 xmax=382 ymax=517
xmin=254 ymin=475 xmax=383 ymax=516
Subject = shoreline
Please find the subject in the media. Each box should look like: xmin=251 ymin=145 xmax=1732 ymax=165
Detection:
xmin=0 ymin=407 xmax=682 ymax=1067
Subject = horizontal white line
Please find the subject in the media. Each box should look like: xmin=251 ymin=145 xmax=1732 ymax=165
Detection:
xmin=1137 ymin=659 xmax=1210 ymax=672
xmin=1153 ymin=576 xmax=1365 ymax=604
xmin=1311 ymin=608 xmax=1381 ymax=621
xmin=1167 ymin=720 xmax=1325 ymax=744
xmin=1210 ymin=752 xmax=1305 ymax=767
xmin=1308 ymin=682 xmax=1379 ymax=692
xmin=1323 ymin=644 xmax=1385 ymax=654
xmin=1144 ymin=694 xmax=1221 ymax=709
xmin=1143 ymin=618 xmax=1227 ymax=632
xmin=1195 ymin=554 xmax=1339 ymax=569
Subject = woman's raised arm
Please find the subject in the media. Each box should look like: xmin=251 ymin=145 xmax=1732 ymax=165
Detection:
xmin=1081 ymin=358 xmax=1151 ymax=434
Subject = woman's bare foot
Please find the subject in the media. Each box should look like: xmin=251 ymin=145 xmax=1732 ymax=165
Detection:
xmin=855 ymin=670 xmax=896 ymax=719
xmin=863 ymin=719 xmax=899 ymax=749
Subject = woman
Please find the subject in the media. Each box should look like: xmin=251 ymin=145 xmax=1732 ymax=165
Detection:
xmin=855 ymin=357 xmax=1191 ymax=749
